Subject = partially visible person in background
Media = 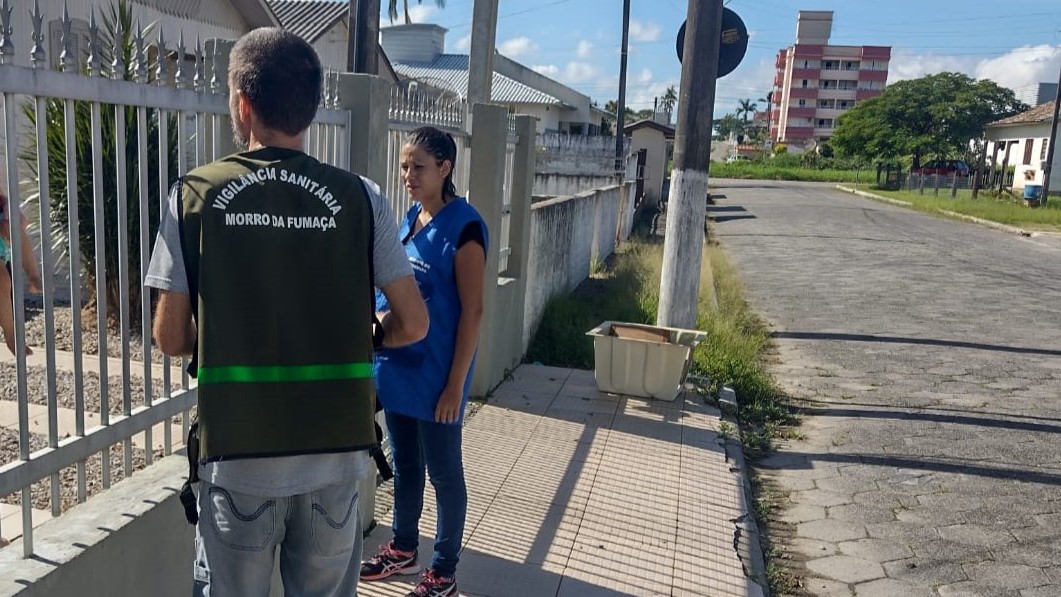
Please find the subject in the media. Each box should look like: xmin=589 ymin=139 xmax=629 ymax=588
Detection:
xmin=0 ymin=190 xmax=43 ymax=355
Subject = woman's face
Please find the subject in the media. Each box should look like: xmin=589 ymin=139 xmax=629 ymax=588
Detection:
xmin=399 ymin=143 xmax=451 ymax=203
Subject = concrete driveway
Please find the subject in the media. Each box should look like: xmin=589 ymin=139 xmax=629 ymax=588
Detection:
xmin=711 ymin=181 xmax=1061 ymax=597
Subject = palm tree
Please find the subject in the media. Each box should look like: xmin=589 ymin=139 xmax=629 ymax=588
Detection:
xmin=388 ymin=0 xmax=447 ymax=24
xmin=736 ymin=98 xmax=758 ymax=123
xmin=660 ymin=86 xmax=678 ymax=121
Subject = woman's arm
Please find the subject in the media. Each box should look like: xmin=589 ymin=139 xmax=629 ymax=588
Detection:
xmin=434 ymin=238 xmax=486 ymax=423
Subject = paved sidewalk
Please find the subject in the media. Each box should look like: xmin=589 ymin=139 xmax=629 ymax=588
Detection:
xmin=359 ymin=364 xmax=766 ymax=597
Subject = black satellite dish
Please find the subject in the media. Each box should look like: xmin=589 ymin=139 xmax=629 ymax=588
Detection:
xmin=676 ymin=8 xmax=749 ymax=78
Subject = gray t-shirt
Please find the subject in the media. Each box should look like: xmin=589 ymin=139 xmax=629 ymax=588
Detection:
xmin=145 ymin=174 xmax=412 ymax=497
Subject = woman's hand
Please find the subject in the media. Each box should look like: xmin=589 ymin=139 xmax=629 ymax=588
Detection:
xmin=434 ymin=383 xmax=462 ymax=424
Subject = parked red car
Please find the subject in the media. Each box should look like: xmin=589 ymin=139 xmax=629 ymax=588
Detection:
xmin=914 ymin=159 xmax=971 ymax=177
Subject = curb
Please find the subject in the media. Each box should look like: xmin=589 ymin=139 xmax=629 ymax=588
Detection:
xmin=714 ymin=384 xmax=771 ymax=597
xmin=834 ymin=185 xmax=1034 ymax=238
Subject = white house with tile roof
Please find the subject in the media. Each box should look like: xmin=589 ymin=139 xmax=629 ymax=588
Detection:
xmin=984 ymin=102 xmax=1060 ymax=194
xmin=380 ymin=23 xmax=605 ymax=135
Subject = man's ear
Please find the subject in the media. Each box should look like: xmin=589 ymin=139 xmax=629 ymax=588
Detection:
xmin=237 ymin=90 xmax=253 ymax=123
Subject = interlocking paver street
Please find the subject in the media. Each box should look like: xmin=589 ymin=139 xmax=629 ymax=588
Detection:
xmin=713 ymin=180 xmax=1061 ymax=596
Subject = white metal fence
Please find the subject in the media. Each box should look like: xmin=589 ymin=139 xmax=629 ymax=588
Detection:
xmin=0 ymin=2 xmax=347 ymax=557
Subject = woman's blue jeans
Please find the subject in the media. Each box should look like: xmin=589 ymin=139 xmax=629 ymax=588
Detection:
xmin=385 ymin=410 xmax=467 ymax=578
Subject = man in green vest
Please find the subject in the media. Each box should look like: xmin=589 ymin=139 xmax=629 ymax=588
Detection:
xmin=147 ymin=28 xmax=428 ymax=596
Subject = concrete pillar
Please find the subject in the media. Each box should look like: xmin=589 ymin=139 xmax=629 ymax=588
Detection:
xmin=506 ymin=115 xmax=536 ymax=357
xmin=206 ymin=39 xmax=238 ymax=158
xmin=468 ymin=103 xmax=508 ymax=397
xmin=467 ymin=0 xmax=499 ymax=127
xmin=337 ymin=73 xmax=393 ymax=181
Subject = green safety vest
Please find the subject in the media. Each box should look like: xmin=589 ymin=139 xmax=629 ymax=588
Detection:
xmin=179 ymin=147 xmax=377 ymax=462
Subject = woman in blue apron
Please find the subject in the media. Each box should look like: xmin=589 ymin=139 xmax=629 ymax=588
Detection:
xmin=361 ymin=127 xmax=487 ymax=597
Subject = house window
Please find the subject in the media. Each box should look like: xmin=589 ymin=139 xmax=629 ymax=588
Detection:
xmin=1023 ymin=138 xmax=1035 ymax=165
xmin=798 ymin=99 xmax=807 ymax=107
xmin=1041 ymin=139 xmax=1049 ymax=162
xmin=801 ymin=79 xmax=809 ymax=88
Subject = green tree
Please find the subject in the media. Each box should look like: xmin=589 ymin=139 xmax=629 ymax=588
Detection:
xmin=660 ymin=86 xmax=678 ymax=120
xmin=713 ymin=113 xmax=743 ymax=140
xmin=21 ymin=0 xmax=177 ymax=326
xmin=388 ymin=0 xmax=447 ymax=24
xmin=736 ymin=98 xmax=758 ymax=123
xmin=831 ymin=72 xmax=1026 ymax=168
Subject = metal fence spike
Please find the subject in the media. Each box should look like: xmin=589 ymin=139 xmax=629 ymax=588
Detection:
xmin=156 ymin=28 xmax=166 ymax=85
xmin=59 ymin=1 xmax=75 ymax=71
xmin=174 ymin=30 xmax=185 ymax=88
xmin=134 ymin=19 xmax=147 ymax=82
xmin=0 ymin=0 xmax=12 ymax=65
xmin=30 ymin=0 xmax=45 ymax=68
xmin=86 ymin=6 xmax=100 ymax=76
xmin=193 ymin=35 xmax=203 ymax=91
xmin=112 ymin=16 xmax=125 ymax=79
xmin=209 ymin=39 xmax=219 ymax=94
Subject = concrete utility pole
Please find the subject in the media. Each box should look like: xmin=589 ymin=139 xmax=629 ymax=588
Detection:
xmin=657 ymin=0 xmax=723 ymax=330
xmin=467 ymin=0 xmax=499 ymax=124
xmin=1041 ymin=63 xmax=1061 ymax=200
xmin=615 ymin=0 xmax=631 ymax=172
xmin=348 ymin=0 xmax=380 ymax=74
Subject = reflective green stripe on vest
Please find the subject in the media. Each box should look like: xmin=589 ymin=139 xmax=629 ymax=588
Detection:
xmin=198 ymin=362 xmax=374 ymax=384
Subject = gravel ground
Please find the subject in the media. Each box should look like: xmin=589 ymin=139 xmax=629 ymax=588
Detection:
xmin=0 ymin=362 xmax=186 ymax=416
xmin=0 ymin=427 xmax=162 ymax=514
xmin=22 ymin=304 xmax=168 ymax=365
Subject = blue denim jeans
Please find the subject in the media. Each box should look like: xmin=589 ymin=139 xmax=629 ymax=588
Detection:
xmin=386 ymin=411 xmax=467 ymax=578
xmin=193 ymin=480 xmax=363 ymax=597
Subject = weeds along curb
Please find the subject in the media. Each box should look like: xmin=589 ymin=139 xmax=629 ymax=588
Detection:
xmin=834 ymin=185 xmax=1034 ymax=237
xmin=704 ymin=384 xmax=771 ymax=596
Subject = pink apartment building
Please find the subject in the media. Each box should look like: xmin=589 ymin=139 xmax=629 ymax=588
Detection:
xmin=770 ymin=11 xmax=890 ymax=150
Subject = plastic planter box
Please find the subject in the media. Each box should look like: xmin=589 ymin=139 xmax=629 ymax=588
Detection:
xmin=586 ymin=321 xmax=707 ymax=401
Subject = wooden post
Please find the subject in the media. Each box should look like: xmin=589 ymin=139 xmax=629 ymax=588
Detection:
xmin=349 ymin=0 xmax=380 ymax=74
xmin=950 ymin=173 xmax=959 ymax=198
xmin=615 ymin=0 xmax=631 ymax=172
xmin=972 ymin=137 xmax=987 ymax=198
xmin=657 ymin=0 xmax=723 ymax=329
xmin=933 ymin=173 xmax=940 ymax=197
xmin=998 ymin=142 xmax=1011 ymax=194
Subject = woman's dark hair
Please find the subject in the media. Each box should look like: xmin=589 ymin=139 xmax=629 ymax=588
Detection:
xmin=408 ymin=126 xmax=458 ymax=200
xmin=229 ymin=28 xmax=322 ymax=136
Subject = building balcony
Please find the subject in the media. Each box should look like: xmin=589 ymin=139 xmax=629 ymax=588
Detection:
xmin=817 ymin=88 xmax=857 ymax=100
xmin=790 ymin=67 xmax=820 ymax=80
xmin=793 ymin=44 xmax=824 ymax=58
xmin=789 ymin=87 xmax=818 ymax=99
xmin=814 ymin=127 xmax=836 ymax=137
xmin=856 ymin=89 xmax=883 ymax=100
xmin=861 ymin=45 xmax=892 ymax=60
xmin=859 ymin=69 xmax=889 ymax=82
xmin=782 ymin=126 xmax=815 ymax=139
xmin=787 ymin=107 xmax=816 ymax=118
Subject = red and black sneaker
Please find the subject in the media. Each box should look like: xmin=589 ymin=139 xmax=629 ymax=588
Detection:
xmin=360 ymin=542 xmax=419 ymax=581
xmin=407 ymin=569 xmax=458 ymax=597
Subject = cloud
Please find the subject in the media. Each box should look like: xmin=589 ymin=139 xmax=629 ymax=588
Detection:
xmin=637 ymin=68 xmax=653 ymax=85
xmin=562 ymin=62 xmax=597 ymax=84
xmin=974 ymin=45 xmax=1061 ymax=91
xmin=452 ymin=34 xmax=472 ymax=53
xmin=392 ymin=4 xmax=437 ymax=23
xmin=577 ymin=40 xmax=594 ymax=60
xmin=532 ymin=64 xmax=560 ymax=77
xmin=888 ymin=49 xmax=979 ymax=82
xmin=498 ymin=36 xmax=539 ymax=59
xmin=885 ymin=44 xmax=1061 ymax=96
xmin=629 ymin=20 xmax=661 ymax=43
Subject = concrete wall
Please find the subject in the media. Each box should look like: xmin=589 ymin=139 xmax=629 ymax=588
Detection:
xmin=534 ymin=173 xmax=618 ymax=197
xmin=0 ymin=457 xmax=194 ymax=597
xmin=511 ymin=104 xmax=561 ymax=134
xmin=522 ymin=182 xmax=636 ymax=351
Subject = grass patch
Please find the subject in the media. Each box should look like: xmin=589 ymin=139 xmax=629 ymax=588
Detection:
xmin=851 ymin=184 xmax=1061 ymax=231
xmin=711 ymin=162 xmax=870 ymax=183
xmin=693 ymin=244 xmax=793 ymax=445
xmin=525 ymin=238 xmax=662 ymax=368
